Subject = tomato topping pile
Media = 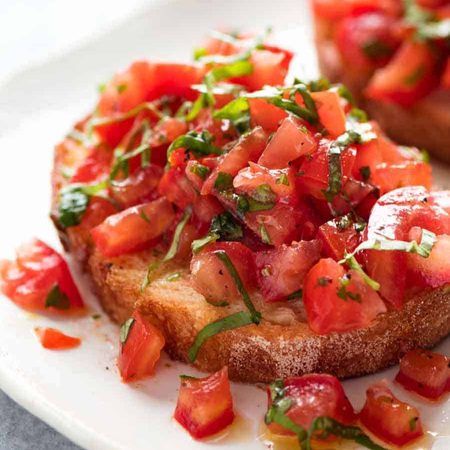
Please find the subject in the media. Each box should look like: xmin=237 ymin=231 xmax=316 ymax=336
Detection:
xmin=35 ymin=327 xmax=81 ymax=350
xmin=51 ymin=29 xmax=450 ymax=343
xmin=312 ymin=0 xmax=450 ymax=106
xmin=174 ymin=367 xmax=234 ymax=439
xmin=0 ymin=239 xmax=83 ymax=312
xmin=118 ymin=311 xmax=165 ymax=382
xmin=395 ymin=349 xmax=450 ymax=399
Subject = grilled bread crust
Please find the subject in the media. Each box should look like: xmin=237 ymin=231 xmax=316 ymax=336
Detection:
xmin=314 ymin=25 xmax=450 ymax=163
xmin=51 ymin=116 xmax=450 ymax=384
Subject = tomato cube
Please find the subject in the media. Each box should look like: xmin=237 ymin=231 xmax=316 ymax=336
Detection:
xmin=35 ymin=327 xmax=81 ymax=350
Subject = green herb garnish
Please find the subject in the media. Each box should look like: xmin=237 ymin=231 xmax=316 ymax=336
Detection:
xmin=45 ymin=285 xmax=70 ymax=310
xmin=120 ymin=318 xmax=135 ymax=344
xmin=167 ymin=130 xmax=223 ymax=161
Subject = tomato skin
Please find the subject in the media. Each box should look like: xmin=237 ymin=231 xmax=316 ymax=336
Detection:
xmin=303 ymin=258 xmax=386 ymax=334
xmin=267 ymin=374 xmax=357 ymax=436
xmin=70 ymin=143 xmax=112 ymax=183
xmin=91 ymin=197 xmax=175 ymax=257
xmin=190 ymin=242 xmax=256 ymax=304
xmin=35 ymin=327 xmax=81 ymax=350
xmin=0 ymin=239 xmax=83 ymax=312
xmin=202 ymin=127 xmax=268 ymax=195
xmin=335 ymin=13 xmax=399 ymax=70
xmin=254 ymin=240 xmax=322 ymax=302
xmin=311 ymin=0 xmax=397 ymax=20
xmin=233 ymin=163 xmax=298 ymax=205
xmin=298 ymin=139 xmax=357 ymax=200
xmin=365 ymin=41 xmax=438 ymax=106
xmin=117 ymin=311 xmax=165 ymax=382
xmin=371 ymin=161 xmax=432 ymax=194
xmin=258 ymin=117 xmax=317 ymax=169
xmin=249 ymin=98 xmax=287 ymax=132
xmin=174 ymin=367 xmax=234 ymax=439
xmin=442 ymin=57 xmax=450 ymax=89
xmin=310 ymin=91 xmax=346 ymax=138
xmin=360 ymin=382 xmax=424 ymax=446
xmin=111 ymin=165 xmax=162 ymax=208
xmin=395 ymin=349 xmax=450 ymax=400
xmin=158 ymin=165 xmax=197 ymax=210
xmin=317 ymin=218 xmax=361 ymax=261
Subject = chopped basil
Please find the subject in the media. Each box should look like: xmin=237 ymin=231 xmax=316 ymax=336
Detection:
xmin=260 ymin=224 xmax=272 ymax=245
xmin=359 ymin=166 xmax=371 ymax=182
xmin=140 ymin=261 xmax=161 ymax=292
xmin=116 ymin=84 xmax=127 ymax=94
xmin=206 ymin=299 xmax=230 ymax=307
xmin=337 ymin=275 xmax=362 ymax=302
xmin=306 ymin=78 xmax=331 ymax=92
xmin=350 ymin=107 xmax=368 ymax=123
xmin=191 ymin=232 xmax=220 ymax=254
xmin=210 ymin=211 xmax=243 ymax=241
xmin=409 ymin=417 xmax=418 ymax=431
xmin=213 ymin=97 xmax=251 ymax=134
xmin=317 ymin=276 xmax=332 ymax=286
xmin=167 ymin=130 xmax=223 ymax=161
xmin=91 ymin=313 xmax=101 ymax=320
xmin=187 ymin=311 xmax=257 ymax=362
xmin=362 ymin=40 xmax=393 ymax=59
xmin=190 ymin=162 xmax=210 ymax=180
xmin=185 ymin=93 xmax=209 ymax=122
xmin=344 ymin=254 xmax=380 ymax=291
xmin=276 ymin=174 xmax=289 ymax=186
xmin=120 ymin=318 xmax=135 ymax=344
xmin=417 ymin=19 xmax=450 ymax=41
xmin=404 ymin=65 xmax=425 ymax=87
xmin=166 ymin=272 xmax=182 ymax=282
xmin=45 ymin=285 xmax=70 ymax=310
xmin=336 ymin=84 xmax=356 ymax=105
xmin=286 ymin=289 xmax=303 ymax=300
xmin=251 ymin=184 xmax=277 ymax=204
xmin=336 ymin=214 xmax=352 ymax=231
xmin=214 ymin=172 xmax=234 ymax=191
xmin=214 ymin=250 xmax=260 ymax=320
xmin=193 ymin=47 xmax=207 ymax=61
xmin=139 ymin=209 xmax=151 ymax=224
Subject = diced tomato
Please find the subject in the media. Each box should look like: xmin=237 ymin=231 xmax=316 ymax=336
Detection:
xmin=442 ymin=57 xmax=450 ymax=89
xmin=298 ymin=139 xmax=357 ymax=200
xmin=353 ymin=139 xmax=383 ymax=181
xmin=233 ymin=50 xmax=289 ymax=91
xmin=202 ymin=127 xmax=268 ymax=195
xmin=331 ymin=178 xmax=377 ymax=216
xmin=158 ymin=164 xmax=198 ymax=210
xmin=117 ymin=311 xmax=165 ymax=382
xmin=407 ymin=234 xmax=450 ymax=289
xmin=111 ymin=165 xmax=162 ymax=208
xmin=91 ymin=197 xmax=175 ymax=257
xmin=0 ymin=239 xmax=83 ymax=312
xmin=303 ymin=258 xmax=386 ymax=334
xmin=360 ymin=382 xmax=424 ymax=446
xmin=258 ymin=117 xmax=317 ymax=169
xmin=430 ymin=190 xmax=450 ymax=217
xmin=35 ymin=327 xmax=81 ymax=350
xmin=249 ymin=98 xmax=287 ymax=132
xmin=255 ymin=240 xmax=322 ymax=302
xmin=317 ymin=217 xmax=361 ymax=260
xmin=335 ymin=13 xmax=399 ymax=70
xmin=365 ymin=41 xmax=438 ymax=106
xmin=371 ymin=161 xmax=432 ymax=194
xmin=365 ymin=186 xmax=450 ymax=307
xmin=396 ymin=349 xmax=450 ymax=400
xmin=190 ymin=242 xmax=255 ymax=304
xmin=70 ymin=143 xmax=112 ymax=183
xmin=311 ymin=0 xmax=398 ymax=20
xmin=233 ymin=163 xmax=298 ymax=205
xmin=174 ymin=367 xmax=234 ymax=439
xmin=192 ymin=195 xmax=224 ymax=230
xmin=310 ymin=91 xmax=346 ymax=138
xmin=267 ymin=374 xmax=357 ymax=436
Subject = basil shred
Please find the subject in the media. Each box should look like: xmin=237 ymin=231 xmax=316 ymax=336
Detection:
xmin=265 ymin=380 xmax=387 ymax=450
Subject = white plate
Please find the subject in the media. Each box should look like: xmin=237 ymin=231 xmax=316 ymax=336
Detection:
xmin=0 ymin=1 xmax=448 ymax=449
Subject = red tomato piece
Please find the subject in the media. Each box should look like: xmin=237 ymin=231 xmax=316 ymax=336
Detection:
xmin=233 ymin=163 xmax=298 ymax=205
xmin=70 ymin=143 xmax=113 ymax=183
xmin=249 ymin=98 xmax=287 ymax=132
xmin=190 ymin=242 xmax=256 ymax=304
xmin=0 ymin=239 xmax=83 ymax=312
xmin=255 ymin=240 xmax=322 ymax=302
xmin=174 ymin=367 xmax=234 ymax=439
xmin=335 ymin=13 xmax=399 ymax=70
xmin=111 ymin=165 xmax=162 ymax=208
xmin=331 ymin=178 xmax=378 ymax=216
xmin=303 ymin=258 xmax=386 ymax=334
xmin=117 ymin=311 xmax=165 ymax=382
xmin=360 ymin=382 xmax=424 ymax=446
xmin=317 ymin=217 xmax=361 ymax=261
xmin=371 ymin=161 xmax=432 ymax=194
xmin=91 ymin=197 xmax=175 ymax=257
xmin=365 ymin=41 xmax=438 ymax=106
xmin=310 ymin=91 xmax=346 ymax=138
xmin=267 ymin=374 xmax=357 ymax=436
xmin=258 ymin=117 xmax=317 ymax=169
xmin=396 ymin=349 xmax=450 ymax=400
xmin=442 ymin=57 xmax=450 ymax=89
xmin=35 ymin=327 xmax=81 ymax=350
xmin=158 ymin=164 xmax=198 ymax=210
xmin=202 ymin=127 xmax=268 ymax=195
xmin=298 ymin=139 xmax=357 ymax=200
xmin=311 ymin=0 xmax=397 ymax=20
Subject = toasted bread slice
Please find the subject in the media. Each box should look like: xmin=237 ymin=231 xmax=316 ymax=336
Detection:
xmin=52 ymin=140 xmax=450 ymax=383
xmin=314 ymin=31 xmax=450 ymax=163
